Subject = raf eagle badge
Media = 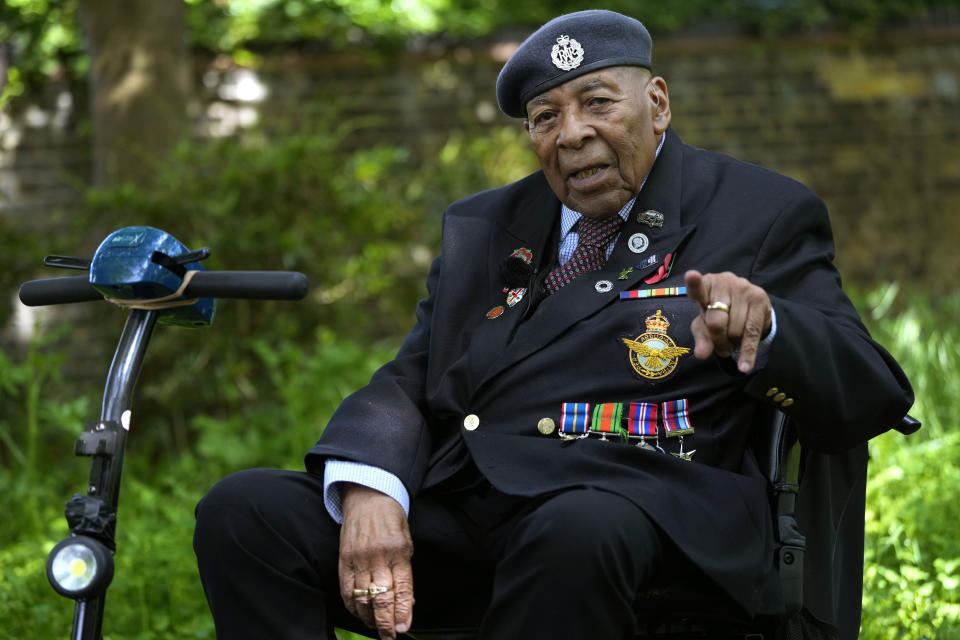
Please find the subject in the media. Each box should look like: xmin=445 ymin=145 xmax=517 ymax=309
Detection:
xmin=622 ymin=310 xmax=690 ymax=380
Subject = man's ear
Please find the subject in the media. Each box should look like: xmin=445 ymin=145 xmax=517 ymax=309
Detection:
xmin=649 ymin=76 xmax=671 ymax=134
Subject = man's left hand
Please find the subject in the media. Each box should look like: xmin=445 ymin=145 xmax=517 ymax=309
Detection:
xmin=685 ymin=270 xmax=772 ymax=374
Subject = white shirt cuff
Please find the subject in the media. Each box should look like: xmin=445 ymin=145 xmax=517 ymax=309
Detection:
xmin=323 ymin=460 xmax=410 ymax=524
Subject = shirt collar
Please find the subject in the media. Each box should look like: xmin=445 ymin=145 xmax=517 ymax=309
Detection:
xmin=559 ymin=132 xmax=666 ymax=235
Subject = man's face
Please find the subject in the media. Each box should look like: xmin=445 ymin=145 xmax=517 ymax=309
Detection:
xmin=524 ymin=67 xmax=671 ymax=219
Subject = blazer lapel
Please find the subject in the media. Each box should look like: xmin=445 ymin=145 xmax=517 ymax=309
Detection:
xmin=463 ymin=179 xmax=561 ymax=378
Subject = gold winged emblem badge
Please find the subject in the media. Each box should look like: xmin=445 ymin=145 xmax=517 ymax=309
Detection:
xmin=622 ymin=310 xmax=690 ymax=380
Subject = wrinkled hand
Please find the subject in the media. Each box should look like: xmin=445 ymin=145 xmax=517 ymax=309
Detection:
xmin=339 ymin=485 xmax=415 ymax=640
xmin=685 ymin=270 xmax=772 ymax=374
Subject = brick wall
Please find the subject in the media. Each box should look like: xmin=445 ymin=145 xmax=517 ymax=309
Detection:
xmin=3 ymin=26 xmax=958 ymax=290
xmin=0 ymin=78 xmax=89 ymax=220
xmin=656 ymin=29 xmax=960 ymax=289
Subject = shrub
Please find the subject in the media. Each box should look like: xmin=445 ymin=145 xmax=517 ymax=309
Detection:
xmin=860 ymin=287 xmax=960 ymax=638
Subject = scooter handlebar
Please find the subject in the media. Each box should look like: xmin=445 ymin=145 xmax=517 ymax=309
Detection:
xmin=18 ymin=271 xmax=309 ymax=307
xmin=18 ymin=276 xmax=102 ymax=306
xmin=184 ymin=271 xmax=309 ymax=300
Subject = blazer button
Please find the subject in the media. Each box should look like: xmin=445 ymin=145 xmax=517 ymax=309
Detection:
xmin=766 ymin=387 xmax=779 ymax=397
xmin=463 ymin=414 xmax=480 ymax=431
xmin=773 ymin=392 xmax=787 ymax=403
xmin=537 ymin=418 xmax=556 ymax=435
xmin=781 ymin=398 xmax=794 ymax=408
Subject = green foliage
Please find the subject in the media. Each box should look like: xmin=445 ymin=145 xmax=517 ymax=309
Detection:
xmin=182 ymin=0 xmax=960 ymax=48
xmin=860 ymin=286 xmax=960 ymax=637
xmin=0 ymin=0 xmax=83 ymax=108
xmin=5 ymin=0 xmax=960 ymax=103
xmin=0 ymin=325 xmax=90 ymax=490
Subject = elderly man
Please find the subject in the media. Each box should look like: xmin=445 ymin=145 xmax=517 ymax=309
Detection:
xmin=194 ymin=10 xmax=912 ymax=640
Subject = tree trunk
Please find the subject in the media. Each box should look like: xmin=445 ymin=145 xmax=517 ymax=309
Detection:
xmin=78 ymin=0 xmax=190 ymax=187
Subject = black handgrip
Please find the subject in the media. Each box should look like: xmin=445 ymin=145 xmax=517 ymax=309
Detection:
xmin=19 ymin=271 xmax=309 ymax=307
xmin=19 ymin=276 xmax=102 ymax=306
xmin=185 ymin=271 xmax=309 ymax=300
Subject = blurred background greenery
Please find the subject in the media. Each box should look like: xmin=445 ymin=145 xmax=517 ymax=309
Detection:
xmin=1 ymin=1 xmax=958 ymax=638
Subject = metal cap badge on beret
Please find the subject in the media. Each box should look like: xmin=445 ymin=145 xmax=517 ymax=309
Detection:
xmin=496 ymin=10 xmax=653 ymax=118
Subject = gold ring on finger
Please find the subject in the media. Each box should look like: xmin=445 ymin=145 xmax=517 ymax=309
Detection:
xmin=706 ymin=301 xmax=730 ymax=313
xmin=354 ymin=583 xmax=391 ymax=598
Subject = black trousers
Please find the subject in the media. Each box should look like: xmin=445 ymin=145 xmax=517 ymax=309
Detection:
xmin=194 ymin=468 xmax=673 ymax=640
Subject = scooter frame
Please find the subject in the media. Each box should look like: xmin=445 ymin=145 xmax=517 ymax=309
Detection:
xmin=20 ymin=265 xmax=308 ymax=640
xmin=70 ymin=308 xmax=157 ymax=639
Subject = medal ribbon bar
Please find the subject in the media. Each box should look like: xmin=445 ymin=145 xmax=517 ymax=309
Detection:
xmin=626 ymin=402 xmax=658 ymax=436
xmin=560 ymin=402 xmax=591 ymax=436
xmin=663 ymin=398 xmax=694 ymax=436
xmin=620 ymin=286 xmax=687 ymax=300
xmin=590 ymin=403 xmax=625 ymax=440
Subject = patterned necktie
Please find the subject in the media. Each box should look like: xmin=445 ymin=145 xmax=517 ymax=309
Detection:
xmin=544 ymin=214 xmax=624 ymax=293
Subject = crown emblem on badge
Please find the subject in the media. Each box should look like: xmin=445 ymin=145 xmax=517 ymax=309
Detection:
xmin=644 ymin=310 xmax=670 ymax=334
xmin=551 ymin=35 xmax=584 ymax=71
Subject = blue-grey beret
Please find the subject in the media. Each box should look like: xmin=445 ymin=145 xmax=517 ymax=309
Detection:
xmin=496 ymin=10 xmax=653 ymax=118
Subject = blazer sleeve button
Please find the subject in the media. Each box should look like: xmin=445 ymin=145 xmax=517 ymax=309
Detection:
xmin=781 ymin=398 xmax=794 ymax=407
xmin=766 ymin=387 xmax=779 ymax=397
xmin=773 ymin=392 xmax=787 ymax=403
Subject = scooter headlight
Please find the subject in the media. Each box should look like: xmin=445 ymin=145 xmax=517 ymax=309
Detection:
xmin=47 ymin=536 xmax=114 ymax=599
